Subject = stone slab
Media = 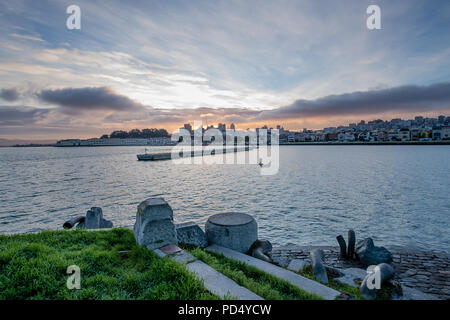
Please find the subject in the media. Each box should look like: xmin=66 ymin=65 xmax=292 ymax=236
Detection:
xmin=153 ymin=249 xmax=166 ymax=258
xmin=206 ymin=244 xmax=340 ymax=300
xmin=176 ymin=222 xmax=209 ymax=248
xmin=186 ymin=260 xmax=263 ymax=300
xmin=171 ymin=251 xmax=197 ymax=264
xmin=160 ymin=244 xmax=182 ymax=255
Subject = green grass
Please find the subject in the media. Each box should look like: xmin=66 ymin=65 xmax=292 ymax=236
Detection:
xmin=185 ymin=246 xmax=322 ymax=300
xmin=0 ymin=228 xmax=217 ymax=300
xmin=299 ymin=265 xmax=363 ymax=299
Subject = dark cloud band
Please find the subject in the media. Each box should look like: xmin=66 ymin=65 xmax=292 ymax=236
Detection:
xmin=257 ymin=82 xmax=450 ymax=120
xmin=37 ymin=87 xmax=144 ymax=112
xmin=0 ymin=88 xmax=20 ymax=102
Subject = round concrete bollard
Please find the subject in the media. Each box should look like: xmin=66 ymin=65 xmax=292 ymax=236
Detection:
xmin=205 ymin=212 xmax=257 ymax=253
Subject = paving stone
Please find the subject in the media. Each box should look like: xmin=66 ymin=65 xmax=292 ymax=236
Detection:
xmin=171 ymin=251 xmax=197 ymax=264
xmin=272 ymin=245 xmax=450 ymax=300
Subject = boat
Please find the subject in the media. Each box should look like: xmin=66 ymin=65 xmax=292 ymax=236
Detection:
xmin=137 ymin=148 xmax=172 ymax=161
xmin=137 ymin=148 xmax=153 ymax=161
xmin=137 ymin=153 xmax=154 ymax=161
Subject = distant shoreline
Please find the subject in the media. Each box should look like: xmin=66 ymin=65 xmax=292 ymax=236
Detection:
xmin=2 ymin=140 xmax=450 ymax=147
xmin=279 ymin=141 xmax=450 ymax=146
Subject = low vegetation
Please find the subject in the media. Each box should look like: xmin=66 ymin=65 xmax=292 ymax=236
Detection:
xmin=0 ymin=228 xmax=217 ymax=300
xmin=299 ymin=264 xmax=363 ymax=299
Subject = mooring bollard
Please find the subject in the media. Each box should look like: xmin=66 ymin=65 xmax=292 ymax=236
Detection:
xmin=310 ymin=249 xmax=329 ymax=284
xmin=63 ymin=216 xmax=85 ymax=229
xmin=347 ymin=229 xmax=356 ymax=259
xmin=205 ymin=212 xmax=257 ymax=253
xmin=336 ymin=235 xmax=347 ymax=258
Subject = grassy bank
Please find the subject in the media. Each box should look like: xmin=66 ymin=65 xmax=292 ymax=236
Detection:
xmin=0 ymin=228 xmax=217 ymax=300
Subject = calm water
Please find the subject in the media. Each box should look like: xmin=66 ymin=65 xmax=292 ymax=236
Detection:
xmin=0 ymin=146 xmax=449 ymax=252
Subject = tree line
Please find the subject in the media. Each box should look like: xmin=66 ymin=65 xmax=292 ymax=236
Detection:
xmin=100 ymin=128 xmax=170 ymax=139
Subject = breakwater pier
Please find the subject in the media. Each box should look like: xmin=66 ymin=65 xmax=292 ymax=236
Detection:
xmin=137 ymin=146 xmax=254 ymax=161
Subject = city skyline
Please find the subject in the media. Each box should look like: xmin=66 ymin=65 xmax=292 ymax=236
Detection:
xmin=1 ymin=1 xmax=450 ymax=141
xmin=21 ymin=113 xmax=450 ymax=146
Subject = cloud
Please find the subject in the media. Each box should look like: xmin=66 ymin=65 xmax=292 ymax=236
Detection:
xmin=0 ymin=88 xmax=20 ymax=101
xmin=8 ymin=33 xmax=45 ymax=42
xmin=37 ymin=87 xmax=145 ymax=113
xmin=0 ymin=106 xmax=50 ymax=126
xmin=1 ymin=82 xmax=449 ymax=139
xmin=257 ymin=83 xmax=450 ymax=120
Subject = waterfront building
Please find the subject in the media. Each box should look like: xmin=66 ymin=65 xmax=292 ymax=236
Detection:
xmin=399 ymin=128 xmax=411 ymax=141
xmin=56 ymin=137 xmax=175 ymax=147
xmin=432 ymin=127 xmax=442 ymax=140
xmin=218 ymin=123 xmax=226 ymax=132
xmin=441 ymin=126 xmax=450 ymax=140
xmin=183 ymin=123 xmax=193 ymax=133
xmin=388 ymin=129 xmax=400 ymax=141
xmin=337 ymin=132 xmax=355 ymax=142
xmin=410 ymin=129 xmax=420 ymax=141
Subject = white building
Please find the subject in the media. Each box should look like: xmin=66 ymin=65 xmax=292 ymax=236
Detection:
xmin=56 ymin=137 xmax=175 ymax=147
xmin=338 ymin=132 xmax=355 ymax=142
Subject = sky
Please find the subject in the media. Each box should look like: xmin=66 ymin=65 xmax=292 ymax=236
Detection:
xmin=0 ymin=0 xmax=450 ymax=141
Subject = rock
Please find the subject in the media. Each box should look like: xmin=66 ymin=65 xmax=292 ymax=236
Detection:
xmin=287 ymin=259 xmax=310 ymax=272
xmin=325 ymin=266 xmax=344 ymax=278
xmin=205 ymin=212 xmax=257 ymax=253
xmin=252 ymin=247 xmax=271 ymax=262
xmin=250 ymin=240 xmax=273 ymax=262
xmin=272 ymin=256 xmax=291 ymax=268
xmin=347 ymin=229 xmax=356 ymax=259
xmin=402 ymin=269 xmax=418 ymax=277
xmin=310 ymin=249 xmax=328 ymax=284
xmin=356 ymin=238 xmax=393 ymax=266
xmin=336 ymin=235 xmax=347 ymax=258
xmin=359 ymin=263 xmax=395 ymax=300
xmin=393 ymin=286 xmax=440 ymax=300
xmin=176 ymin=222 xmax=208 ymax=248
xmin=133 ymin=198 xmax=177 ymax=250
xmin=84 ymin=207 xmax=113 ymax=229
xmin=335 ymin=268 xmax=367 ymax=287
xmin=100 ymin=219 xmax=113 ymax=228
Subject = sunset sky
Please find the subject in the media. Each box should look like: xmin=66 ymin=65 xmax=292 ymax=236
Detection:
xmin=1 ymin=0 xmax=450 ymax=141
